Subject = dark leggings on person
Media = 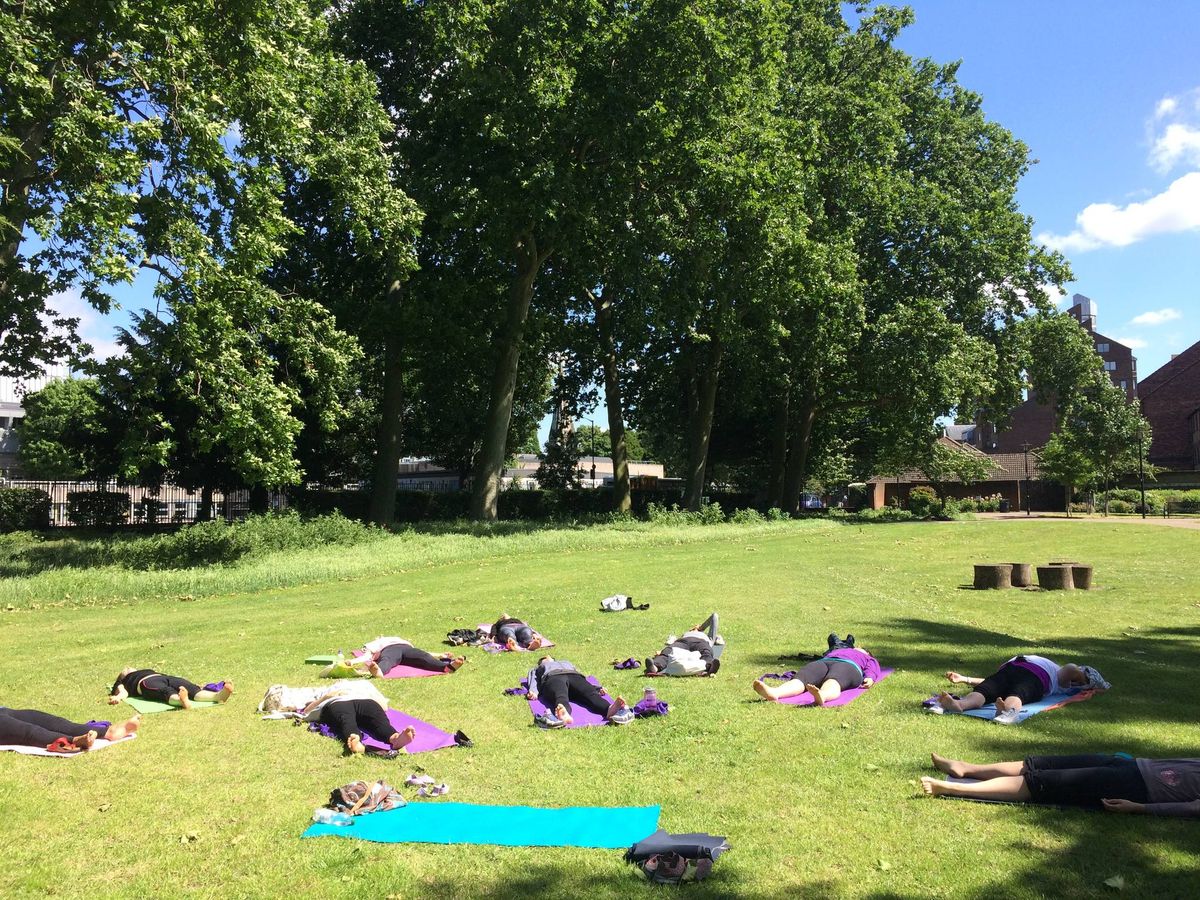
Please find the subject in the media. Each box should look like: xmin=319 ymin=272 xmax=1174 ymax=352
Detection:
xmin=376 ymin=643 xmax=448 ymax=674
xmin=495 ymin=622 xmax=535 ymax=648
xmin=650 ymin=635 xmax=714 ymax=671
xmin=0 ymin=709 xmax=101 ymax=747
xmin=1022 ymin=754 xmax=1149 ymax=808
xmin=975 ymin=664 xmax=1045 ymax=705
xmin=796 ymin=659 xmax=862 ymax=690
xmin=137 ymin=675 xmax=204 ymax=703
xmin=539 ymin=672 xmax=611 ymax=717
xmin=319 ymin=699 xmax=396 ymax=743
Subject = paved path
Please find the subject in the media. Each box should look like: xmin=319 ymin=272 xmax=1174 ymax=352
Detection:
xmin=975 ymin=512 xmax=1200 ymax=530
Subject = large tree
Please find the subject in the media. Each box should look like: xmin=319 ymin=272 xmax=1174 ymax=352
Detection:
xmin=1 ymin=0 xmax=418 ymax=489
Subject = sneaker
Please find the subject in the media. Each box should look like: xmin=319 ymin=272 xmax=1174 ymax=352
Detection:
xmin=993 ymin=708 xmax=1020 ymax=726
xmin=644 ymin=659 xmax=658 ymax=674
xmin=534 ymin=713 xmax=565 ymax=729
xmin=923 ymin=703 xmax=945 ymax=715
xmin=609 ymin=708 xmax=635 ymax=726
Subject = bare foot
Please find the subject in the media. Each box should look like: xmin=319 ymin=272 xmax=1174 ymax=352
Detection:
xmin=937 ymin=691 xmax=963 ymax=713
xmin=527 ymin=637 xmax=544 ymax=651
xmin=389 ymin=726 xmax=417 ymax=750
xmin=505 ymin=637 xmax=518 ymax=651
xmin=448 ymin=657 xmax=466 ymax=672
xmin=71 ymin=730 xmax=97 ymax=751
xmin=105 ymin=716 xmax=141 ymax=741
xmin=931 ymin=753 xmax=966 ymax=778
xmin=605 ymin=696 xmax=629 ymax=718
xmin=752 ymin=679 xmax=776 ymax=700
xmin=805 ymin=683 xmax=825 ymax=707
xmin=217 ymin=681 xmax=234 ymax=702
xmin=367 ymin=661 xmax=383 ymax=678
xmin=920 ymin=776 xmax=949 ymax=796
xmin=347 ymin=734 xmax=366 ymax=754
xmin=177 ymin=687 xmax=194 ymax=709
xmin=555 ymin=703 xmax=574 ymax=725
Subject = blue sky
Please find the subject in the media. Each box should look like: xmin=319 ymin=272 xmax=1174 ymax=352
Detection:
xmin=46 ymin=2 xmax=1200 ymax=444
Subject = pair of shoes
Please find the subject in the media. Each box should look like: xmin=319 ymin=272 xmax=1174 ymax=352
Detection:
xmin=609 ymin=708 xmax=635 ymax=726
xmin=453 ymin=730 xmax=474 ymax=747
xmin=993 ymin=708 xmax=1020 ymax=726
xmin=534 ymin=713 xmax=565 ymax=729
xmin=705 ymin=659 xmax=721 ymax=676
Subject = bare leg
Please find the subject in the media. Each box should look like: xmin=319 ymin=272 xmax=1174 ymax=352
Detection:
xmin=104 ymin=716 xmax=141 ymax=741
xmin=388 ymin=726 xmax=417 ymax=750
xmin=921 ymin=774 xmax=1031 ymax=802
xmin=806 ymin=678 xmax=843 ymax=705
xmin=938 ymin=690 xmax=986 ymax=713
xmin=171 ymin=687 xmax=194 ymax=709
xmin=931 ymin=753 xmax=1024 ymax=779
xmin=754 ymin=678 xmax=810 ymax=701
xmin=194 ymin=682 xmax=234 ymax=703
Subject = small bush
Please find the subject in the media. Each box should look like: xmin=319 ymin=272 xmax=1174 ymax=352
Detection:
xmin=850 ymin=507 xmax=916 ymax=522
xmin=0 ymin=488 xmax=52 ymax=532
xmin=645 ymin=502 xmax=694 ymax=526
xmin=906 ymin=486 xmax=940 ymax=519
xmin=765 ymin=507 xmax=787 ymax=521
xmin=730 ymin=507 xmax=765 ymax=524
xmin=1107 ymin=499 xmax=1134 ymax=514
xmin=696 ymin=500 xmax=727 ymax=525
xmin=67 ymin=490 xmax=130 ymax=528
xmin=957 ymin=499 xmax=977 ymax=513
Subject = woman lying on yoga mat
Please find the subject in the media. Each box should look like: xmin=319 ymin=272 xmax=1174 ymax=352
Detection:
xmin=0 ymin=706 xmax=141 ymax=753
xmin=109 ymin=668 xmax=234 ymax=708
xmin=752 ymin=645 xmax=882 ymax=705
xmin=921 ymin=752 xmax=1200 ymax=816
xmin=528 ymin=657 xmax=633 ymax=726
xmin=351 ymin=637 xmax=467 ymax=677
xmin=299 ymin=684 xmax=416 ymax=754
xmin=934 ymin=655 xmax=1109 ymax=724
xmin=491 ymin=615 xmax=544 ymax=651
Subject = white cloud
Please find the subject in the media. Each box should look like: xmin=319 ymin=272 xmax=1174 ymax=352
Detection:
xmin=1114 ymin=336 xmax=1148 ymax=349
xmin=1129 ymin=307 xmax=1182 ymax=326
xmin=1036 ymin=172 xmax=1200 ymax=253
xmin=45 ymin=289 xmax=124 ymax=363
xmin=1150 ymin=123 xmax=1200 ymax=172
xmin=1155 ymin=97 xmax=1179 ymax=119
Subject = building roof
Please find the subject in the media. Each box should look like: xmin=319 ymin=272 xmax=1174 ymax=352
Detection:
xmin=872 ymin=436 xmax=1042 ymax=484
xmin=1138 ymin=338 xmax=1200 ymax=469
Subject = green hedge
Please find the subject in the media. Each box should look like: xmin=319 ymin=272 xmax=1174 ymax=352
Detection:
xmin=0 ymin=488 xmax=51 ymax=532
xmin=66 ymin=490 xmax=130 ymax=527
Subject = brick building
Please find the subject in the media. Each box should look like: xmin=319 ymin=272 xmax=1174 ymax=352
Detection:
xmin=1139 ymin=339 xmax=1200 ymax=474
xmin=974 ymin=294 xmax=1137 ymax=454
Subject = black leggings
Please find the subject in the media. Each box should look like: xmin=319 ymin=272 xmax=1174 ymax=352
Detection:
xmin=320 ymin=699 xmax=396 ymax=743
xmin=376 ymin=644 xmax=447 ymax=674
xmin=136 ymin=674 xmax=205 ymax=703
xmin=796 ymin=659 xmax=862 ymax=690
xmin=0 ymin=708 xmax=102 ymax=747
xmin=1022 ymin=754 xmax=1149 ymax=808
xmin=975 ymin=663 xmax=1045 ymax=705
xmin=650 ymin=635 xmax=714 ymax=671
xmin=539 ymin=672 xmax=611 ymax=717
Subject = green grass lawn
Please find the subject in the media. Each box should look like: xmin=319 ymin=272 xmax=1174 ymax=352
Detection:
xmin=1 ymin=519 xmax=1198 ymax=899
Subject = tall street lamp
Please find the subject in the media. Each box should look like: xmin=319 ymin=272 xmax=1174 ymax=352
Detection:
xmin=1138 ymin=421 xmax=1147 ymax=519
xmin=588 ymin=418 xmax=596 ymax=487
xmin=1021 ymin=442 xmax=1031 ymax=517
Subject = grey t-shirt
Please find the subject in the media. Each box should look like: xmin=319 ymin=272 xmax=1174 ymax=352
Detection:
xmin=1136 ymin=758 xmax=1200 ymax=816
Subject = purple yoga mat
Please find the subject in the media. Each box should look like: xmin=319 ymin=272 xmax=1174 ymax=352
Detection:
xmin=774 ymin=668 xmax=894 ymax=707
xmin=526 ymin=676 xmax=615 ymax=728
xmin=314 ymin=707 xmax=457 ymax=753
xmin=350 ymin=649 xmax=449 ymax=678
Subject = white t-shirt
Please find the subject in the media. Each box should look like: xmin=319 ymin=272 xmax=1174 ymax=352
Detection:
xmin=362 ymin=636 xmax=411 ymax=656
xmin=1010 ymin=655 xmax=1062 ymax=692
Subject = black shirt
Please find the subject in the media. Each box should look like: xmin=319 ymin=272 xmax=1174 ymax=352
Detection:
xmin=111 ymin=669 xmax=156 ymax=697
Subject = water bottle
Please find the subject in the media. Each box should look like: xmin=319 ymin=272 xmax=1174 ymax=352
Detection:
xmin=312 ymin=808 xmax=354 ymax=826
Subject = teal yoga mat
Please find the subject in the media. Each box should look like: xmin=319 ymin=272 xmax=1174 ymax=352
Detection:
xmin=123 ymin=696 xmax=218 ymax=714
xmin=303 ymin=802 xmax=660 ymax=849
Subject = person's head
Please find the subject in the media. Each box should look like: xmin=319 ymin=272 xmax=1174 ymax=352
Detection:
xmin=538 ymin=655 xmax=553 ymax=665
xmin=1059 ymin=663 xmax=1110 ymax=691
xmin=118 ymin=666 xmax=134 ymax=678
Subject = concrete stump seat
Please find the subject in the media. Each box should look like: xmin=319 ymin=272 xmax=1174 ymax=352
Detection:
xmin=1008 ymin=563 xmax=1033 ymax=587
xmin=974 ymin=563 xmax=1014 ymax=590
xmin=1037 ymin=565 xmax=1074 ymax=590
xmin=1070 ymin=564 xmax=1094 ymax=590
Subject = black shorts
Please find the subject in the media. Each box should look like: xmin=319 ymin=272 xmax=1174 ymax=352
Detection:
xmin=975 ymin=663 xmax=1045 ymax=705
xmin=1022 ymin=754 xmax=1149 ymax=808
xmin=796 ymin=659 xmax=863 ymax=691
xmin=137 ymin=675 xmax=203 ymax=703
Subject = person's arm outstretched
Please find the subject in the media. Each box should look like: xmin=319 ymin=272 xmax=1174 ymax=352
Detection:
xmin=1104 ymin=798 xmax=1200 ymax=817
xmin=945 ymin=672 xmax=983 ymax=686
xmin=526 ymin=667 xmax=539 ymax=701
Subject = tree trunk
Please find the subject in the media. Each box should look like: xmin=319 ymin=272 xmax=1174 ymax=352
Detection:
xmin=781 ymin=397 xmax=817 ymax=516
xmin=682 ymin=336 xmax=723 ymax=511
xmin=369 ymin=290 xmax=406 ymax=526
xmin=197 ymin=485 xmax=214 ymax=522
xmin=248 ymin=484 xmax=269 ymax=515
xmin=471 ymin=235 xmax=544 ymax=522
xmin=595 ymin=292 xmax=631 ymax=514
xmin=765 ymin=392 xmax=789 ymax=509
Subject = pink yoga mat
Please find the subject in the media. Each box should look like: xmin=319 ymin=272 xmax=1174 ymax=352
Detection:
xmin=351 ymin=650 xmax=449 ymax=678
xmin=319 ymin=707 xmax=457 ymax=754
xmin=526 ymin=676 xmax=615 ymax=728
xmin=775 ymin=668 xmax=895 ymax=707
xmin=478 ymin=623 xmax=554 ymax=653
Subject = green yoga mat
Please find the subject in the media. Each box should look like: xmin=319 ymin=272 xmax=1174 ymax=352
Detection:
xmin=124 ymin=696 xmax=219 ymax=714
xmin=305 ymin=655 xmax=337 ymax=665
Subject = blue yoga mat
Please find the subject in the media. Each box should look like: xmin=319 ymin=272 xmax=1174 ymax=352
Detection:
xmin=303 ymin=802 xmax=660 ymax=848
xmin=960 ymin=688 xmax=1095 ymax=723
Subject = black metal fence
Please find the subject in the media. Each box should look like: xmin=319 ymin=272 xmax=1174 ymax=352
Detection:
xmin=0 ymin=479 xmax=288 ymax=527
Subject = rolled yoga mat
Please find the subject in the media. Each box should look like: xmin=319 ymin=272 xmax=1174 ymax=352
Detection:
xmin=773 ymin=668 xmax=895 ymax=707
xmin=303 ymin=801 xmax=661 ymax=848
